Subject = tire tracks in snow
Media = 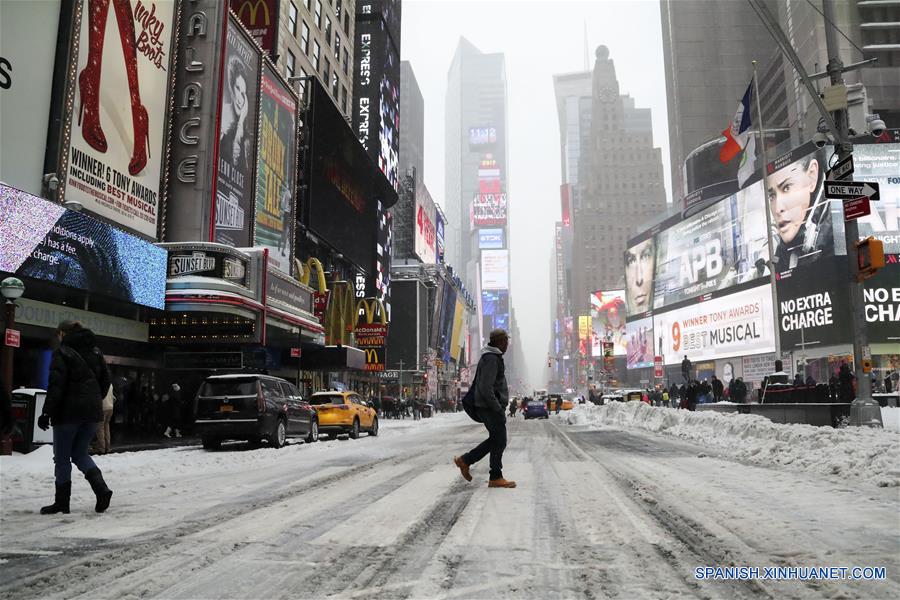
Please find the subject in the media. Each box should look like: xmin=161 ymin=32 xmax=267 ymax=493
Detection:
xmin=547 ymin=420 xmax=777 ymax=599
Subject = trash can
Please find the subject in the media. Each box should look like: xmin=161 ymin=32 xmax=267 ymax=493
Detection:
xmin=9 ymin=388 xmax=50 ymax=453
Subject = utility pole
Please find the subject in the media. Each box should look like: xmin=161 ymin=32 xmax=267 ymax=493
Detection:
xmin=748 ymin=0 xmax=880 ymax=422
xmin=822 ymin=0 xmax=872 ymax=408
xmin=398 ymin=359 xmax=404 ymax=400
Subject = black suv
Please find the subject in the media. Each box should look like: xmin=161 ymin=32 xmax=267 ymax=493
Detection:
xmin=194 ymin=374 xmax=318 ymax=450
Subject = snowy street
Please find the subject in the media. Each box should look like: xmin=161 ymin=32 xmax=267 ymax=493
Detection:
xmin=1 ymin=410 xmax=898 ymax=599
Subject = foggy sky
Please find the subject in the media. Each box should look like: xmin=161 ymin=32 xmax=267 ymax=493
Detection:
xmin=400 ymin=0 xmax=671 ymax=391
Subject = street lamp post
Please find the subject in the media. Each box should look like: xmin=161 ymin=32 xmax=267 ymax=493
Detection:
xmin=1 ymin=277 xmax=25 ymax=396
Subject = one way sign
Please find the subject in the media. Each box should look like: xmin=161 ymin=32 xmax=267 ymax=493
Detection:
xmin=825 ymin=180 xmax=880 ymax=201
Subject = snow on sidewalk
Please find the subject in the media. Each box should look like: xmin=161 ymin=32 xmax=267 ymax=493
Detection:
xmin=565 ymin=401 xmax=900 ymax=488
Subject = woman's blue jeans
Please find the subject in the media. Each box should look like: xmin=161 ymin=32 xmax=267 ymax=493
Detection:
xmin=52 ymin=422 xmax=99 ymax=485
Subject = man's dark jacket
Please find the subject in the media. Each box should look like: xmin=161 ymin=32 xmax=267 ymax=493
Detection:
xmin=43 ymin=328 xmax=110 ymax=425
xmin=474 ymin=346 xmax=508 ymax=414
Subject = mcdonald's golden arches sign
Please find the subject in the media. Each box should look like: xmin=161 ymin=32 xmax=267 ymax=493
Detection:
xmin=230 ymin=0 xmax=279 ymax=54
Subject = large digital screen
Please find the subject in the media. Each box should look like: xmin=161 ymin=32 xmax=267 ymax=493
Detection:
xmin=306 ymin=79 xmax=393 ymax=273
xmin=480 ymin=249 xmax=509 ymax=290
xmin=481 ymin=290 xmax=509 ymax=316
xmin=414 ymin=184 xmax=436 ymax=263
xmin=853 ymin=143 xmax=900 ymax=254
xmin=578 ymin=315 xmax=591 ymax=356
xmin=652 ymin=283 xmax=776 ymax=364
xmin=254 ymin=65 xmax=297 ymax=274
xmin=651 ymin=181 xmax=769 ymax=312
xmin=215 ymin=18 xmax=261 ymax=248
xmin=352 ymin=15 xmax=400 ymax=190
xmin=590 ymin=290 xmax=626 ymax=357
xmin=478 ymin=228 xmax=504 ymax=249
xmin=626 ymin=316 xmax=654 ymax=369
xmin=63 ymin=0 xmax=177 ymax=239
xmin=776 ymin=256 xmax=852 ymax=351
xmin=474 ymin=155 xmax=507 ymax=226
xmin=469 ymin=126 xmax=497 ymax=147
xmin=0 ymin=185 xmax=167 ymax=309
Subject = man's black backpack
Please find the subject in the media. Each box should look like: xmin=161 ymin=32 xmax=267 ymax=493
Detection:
xmin=461 ymin=358 xmax=484 ymax=423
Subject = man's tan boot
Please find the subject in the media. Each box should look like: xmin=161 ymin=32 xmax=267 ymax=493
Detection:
xmin=453 ymin=456 xmax=472 ymax=482
xmin=488 ymin=478 xmax=516 ymax=488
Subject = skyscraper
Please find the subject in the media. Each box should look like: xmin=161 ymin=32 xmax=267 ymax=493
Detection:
xmin=660 ymin=0 xmax=785 ymax=200
xmin=570 ymin=46 xmax=666 ymax=317
xmin=444 ymin=37 xmax=519 ymax=375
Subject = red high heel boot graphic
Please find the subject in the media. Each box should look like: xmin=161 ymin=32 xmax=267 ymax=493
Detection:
xmin=78 ymin=0 xmax=110 ymax=153
xmin=113 ymin=0 xmax=149 ymax=176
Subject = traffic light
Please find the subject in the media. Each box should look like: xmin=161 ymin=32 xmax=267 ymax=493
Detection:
xmin=857 ymin=237 xmax=885 ymax=280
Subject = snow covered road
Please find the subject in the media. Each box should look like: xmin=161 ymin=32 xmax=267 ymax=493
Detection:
xmin=1 ymin=412 xmax=898 ymax=599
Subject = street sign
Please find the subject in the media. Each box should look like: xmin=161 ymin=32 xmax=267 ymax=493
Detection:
xmin=290 ymin=348 xmax=301 ymax=358
xmin=4 ymin=329 xmax=20 ymax=348
xmin=825 ymin=180 xmax=880 ymax=201
xmin=843 ymin=196 xmax=871 ymax=221
xmin=826 ymin=155 xmax=853 ymax=181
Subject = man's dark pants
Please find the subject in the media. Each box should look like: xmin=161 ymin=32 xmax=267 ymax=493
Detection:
xmin=462 ymin=408 xmax=507 ymax=480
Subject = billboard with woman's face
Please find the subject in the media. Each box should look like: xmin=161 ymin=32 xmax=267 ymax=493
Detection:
xmin=765 ymin=143 xmax=835 ymax=272
xmin=215 ymin=18 xmax=261 ymax=248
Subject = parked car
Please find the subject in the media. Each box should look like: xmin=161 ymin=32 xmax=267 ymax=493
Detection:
xmin=309 ymin=391 xmax=378 ymax=439
xmin=523 ymin=399 xmax=549 ymax=420
xmin=194 ymin=374 xmax=318 ymax=450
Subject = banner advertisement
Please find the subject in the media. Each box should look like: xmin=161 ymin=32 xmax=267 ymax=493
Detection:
xmin=626 ymin=316 xmax=654 ymax=369
xmin=437 ymin=283 xmax=457 ymax=361
xmin=0 ymin=185 xmax=166 ymax=309
xmin=215 ymin=19 xmax=260 ymax=248
xmin=578 ymin=315 xmax=591 ymax=357
xmin=653 ymin=284 xmax=776 ymax=364
xmin=62 ymin=0 xmax=177 ymax=239
xmin=776 ymin=256 xmax=851 ymax=351
xmin=369 ymin=203 xmax=392 ymax=313
xmin=254 ymin=66 xmax=296 ymax=274
xmin=590 ymin=290 xmax=626 ymax=357
xmin=864 ymin=260 xmax=900 ymax=343
xmin=414 ymin=185 xmax=437 ymax=263
xmin=167 ymin=246 xmax=250 ymax=289
xmin=355 ymin=323 xmax=387 ymax=372
xmin=478 ymin=228 xmax=504 ymax=249
xmin=564 ymin=317 xmax=574 ymax=357
xmin=650 ymin=181 xmax=769 ymax=312
xmin=435 ymin=210 xmax=445 ymax=262
xmin=480 ymin=249 xmax=509 ymax=290
xmin=230 ymin=0 xmax=279 ymax=55
xmin=852 ymin=143 xmax=900 ymax=254
xmin=742 ymin=353 xmax=776 ymax=386
xmin=450 ymin=298 xmax=464 ymax=361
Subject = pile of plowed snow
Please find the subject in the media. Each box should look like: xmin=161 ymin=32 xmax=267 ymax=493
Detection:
xmin=565 ymin=401 xmax=900 ymax=487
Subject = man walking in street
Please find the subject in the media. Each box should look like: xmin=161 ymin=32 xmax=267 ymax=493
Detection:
xmin=453 ymin=329 xmax=516 ymax=488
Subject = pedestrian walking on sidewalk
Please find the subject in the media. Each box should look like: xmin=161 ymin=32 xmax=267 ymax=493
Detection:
xmin=93 ymin=384 xmax=115 ymax=454
xmin=37 ymin=321 xmax=114 ymax=515
xmin=453 ymin=329 xmax=516 ymax=488
xmin=163 ymin=384 xmax=183 ymax=438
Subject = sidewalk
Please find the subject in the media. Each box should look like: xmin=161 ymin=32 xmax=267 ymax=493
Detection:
xmin=107 ymin=434 xmax=200 ymax=454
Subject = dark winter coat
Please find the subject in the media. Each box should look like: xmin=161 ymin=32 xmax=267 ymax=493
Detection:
xmin=474 ymin=346 xmax=508 ymax=414
xmin=43 ymin=328 xmax=110 ymax=425
xmin=711 ymin=378 xmax=724 ymax=398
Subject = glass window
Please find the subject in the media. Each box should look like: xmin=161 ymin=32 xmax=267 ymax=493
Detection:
xmin=303 ymin=0 xmax=310 ymax=9
xmin=312 ymin=40 xmax=320 ymax=70
xmin=331 ymin=70 xmax=339 ymax=97
xmin=286 ymin=50 xmax=296 ymax=78
xmin=323 ymin=59 xmax=330 ymax=82
xmin=342 ymin=47 xmax=349 ymax=75
xmin=341 ymin=85 xmax=347 ymax=113
xmin=301 ymin=21 xmax=310 ymax=54
xmin=314 ymin=0 xmax=322 ymax=28
xmin=343 ymin=11 xmax=349 ymax=34
xmin=298 ymin=66 xmax=309 ymax=98
xmin=260 ymin=379 xmax=282 ymax=400
xmin=334 ymin=32 xmax=340 ymax=59
xmin=325 ymin=16 xmax=332 ymax=44
xmin=289 ymin=2 xmax=298 ymax=36
xmin=309 ymin=393 xmax=345 ymax=405
xmin=335 ymin=0 xmax=343 ymax=19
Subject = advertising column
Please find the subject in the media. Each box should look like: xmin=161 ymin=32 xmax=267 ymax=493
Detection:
xmin=59 ymin=0 xmax=178 ymax=239
xmin=254 ymin=65 xmax=297 ymax=274
xmin=214 ymin=18 xmax=260 ymax=247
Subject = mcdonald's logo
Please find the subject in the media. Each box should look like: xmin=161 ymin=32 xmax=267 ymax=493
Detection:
xmin=354 ymin=298 xmax=387 ymax=328
xmin=234 ymin=0 xmax=271 ymax=26
xmin=363 ymin=347 xmax=385 ymax=372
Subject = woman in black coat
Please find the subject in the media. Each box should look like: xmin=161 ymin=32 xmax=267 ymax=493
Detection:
xmin=37 ymin=321 xmax=114 ymax=515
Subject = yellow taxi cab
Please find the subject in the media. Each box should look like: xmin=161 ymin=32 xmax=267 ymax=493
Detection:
xmin=547 ymin=394 xmax=574 ymax=411
xmin=309 ymin=391 xmax=378 ymax=439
